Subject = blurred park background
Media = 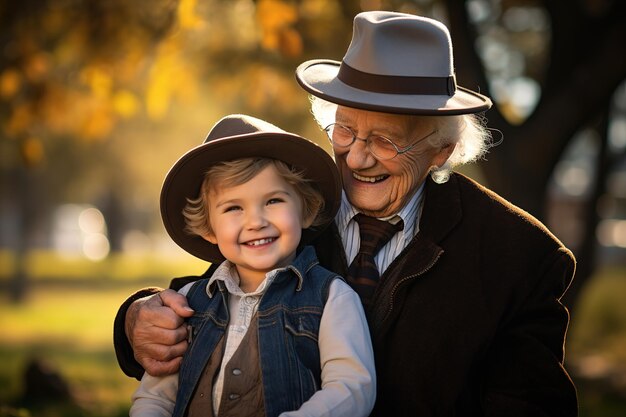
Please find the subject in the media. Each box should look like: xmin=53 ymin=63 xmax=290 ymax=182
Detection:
xmin=0 ymin=0 xmax=625 ymax=416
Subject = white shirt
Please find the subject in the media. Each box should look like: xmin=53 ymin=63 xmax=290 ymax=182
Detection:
xmin=130 ymin=260 xmax=376 ymax=417
xmin=336 ymin=183 xmax=425 ymax=274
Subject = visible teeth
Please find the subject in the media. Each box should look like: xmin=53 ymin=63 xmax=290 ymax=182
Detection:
xmin=247 ymin=238 xmax=274 ymax=246
xmin=353 ymin=172 xmax=387 ymax=183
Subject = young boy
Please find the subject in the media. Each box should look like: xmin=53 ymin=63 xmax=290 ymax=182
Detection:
xmin=129 ymin=114 xmax=375 ymax=417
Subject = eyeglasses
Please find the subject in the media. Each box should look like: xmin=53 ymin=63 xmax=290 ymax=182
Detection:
xmin=323 ymin=123 xmax=438 ymax=160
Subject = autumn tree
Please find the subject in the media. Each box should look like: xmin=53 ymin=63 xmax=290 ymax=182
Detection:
xmin=1 ymin=0 xmax=625 ymax=308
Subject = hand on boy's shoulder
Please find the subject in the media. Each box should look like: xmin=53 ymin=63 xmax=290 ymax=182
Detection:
xmin=130 ymin=289 xmax=195 ymax=377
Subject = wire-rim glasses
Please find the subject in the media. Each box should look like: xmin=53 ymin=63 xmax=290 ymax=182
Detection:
xmin=323 ymin=123 xmax=438 ymax=160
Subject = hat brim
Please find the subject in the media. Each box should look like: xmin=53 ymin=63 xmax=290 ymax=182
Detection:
xmin=296 ymin=59 xmax=492 ymax=115
xmin=160 ymin=131 xmax=341 ymax=263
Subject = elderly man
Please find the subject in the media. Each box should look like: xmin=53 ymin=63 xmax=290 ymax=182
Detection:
xmin=114 ymin=11 xmax=577 ymax=416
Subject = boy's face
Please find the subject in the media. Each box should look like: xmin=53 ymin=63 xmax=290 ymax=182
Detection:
xmin=204 ymin=164 xmax=314 ymax=284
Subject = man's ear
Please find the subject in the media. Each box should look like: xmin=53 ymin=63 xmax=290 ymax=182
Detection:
xmin=433 ymin=142 xmax=456 ymax=168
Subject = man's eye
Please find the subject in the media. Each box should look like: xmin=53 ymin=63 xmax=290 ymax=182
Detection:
xmin=371 ymin=135 xmax=396 ymax=149
xmin=335 ymin=127 xmax=354 ymax=137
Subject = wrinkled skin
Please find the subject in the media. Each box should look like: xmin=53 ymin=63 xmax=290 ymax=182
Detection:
xmin=332 ymin=106 xmax=455 ymax=218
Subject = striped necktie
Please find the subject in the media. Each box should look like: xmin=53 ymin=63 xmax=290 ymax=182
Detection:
xmin=346 ymin=213 xmax=404 ymax=308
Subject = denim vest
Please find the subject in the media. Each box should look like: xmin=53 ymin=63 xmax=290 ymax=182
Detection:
xmin=172 ymin=246 xmax=340 ymax=417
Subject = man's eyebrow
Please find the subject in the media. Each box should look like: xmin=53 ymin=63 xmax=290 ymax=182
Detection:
xmin=334 ymin=119 xmax=402 ymax=137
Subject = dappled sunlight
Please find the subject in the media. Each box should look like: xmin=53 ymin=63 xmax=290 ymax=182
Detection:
xmin=1 ymin=0 xmax=625 ymax=415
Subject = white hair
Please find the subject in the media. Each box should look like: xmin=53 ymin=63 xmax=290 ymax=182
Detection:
xmin=309 ymin=96 xmax=493 ymax=183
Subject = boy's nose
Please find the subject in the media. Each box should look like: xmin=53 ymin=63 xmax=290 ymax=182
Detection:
xmin=246 ymin=209 xmax=268 ymax=229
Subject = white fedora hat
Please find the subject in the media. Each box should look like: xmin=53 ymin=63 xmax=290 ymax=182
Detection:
xmin=296 ymin=11 xmax=492 ymax=115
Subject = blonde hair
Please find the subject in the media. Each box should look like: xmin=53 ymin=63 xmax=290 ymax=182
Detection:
xmin=310 ymin=96 xmax=493 ymax=183
xmin=183 ymin=158 xmax=326 ymax=237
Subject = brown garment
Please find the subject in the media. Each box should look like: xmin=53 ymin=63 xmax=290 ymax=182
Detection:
xmin=187 ymin=336 xmax=223 ymax=417
xmin=187 ymin=317 xmax=265 ymax=417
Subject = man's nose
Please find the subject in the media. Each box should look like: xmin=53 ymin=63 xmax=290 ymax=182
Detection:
xmin=344 ymin=137 xmax=376 ymax=169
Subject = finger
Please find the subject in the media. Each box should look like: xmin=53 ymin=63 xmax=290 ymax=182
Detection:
xmin=141 ymin=356 xmax=184 ymax=377
xmin=136 ymin=339 xmax=188 ymax=374
xmin=159 ymin=289 xmax=195 ymax=317
xmin=135 ymin=323 xmax=189 ymax=347
xmin=136 ymin=338 xmax=189 ymax=361
xmin=137 ymin=301 xmax=186 ymax=330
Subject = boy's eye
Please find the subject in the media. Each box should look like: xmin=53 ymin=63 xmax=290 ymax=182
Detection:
xmin=223 ymin=205 xmax=241 ymax=213
xmin=267 ymin=198 xmax=284 ymax=205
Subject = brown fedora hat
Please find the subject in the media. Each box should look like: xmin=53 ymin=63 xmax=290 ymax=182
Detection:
xmin=296 ymin=11 xmax=492 ymax=115
xmin=160 ymin=114 xmax=341 ymax=263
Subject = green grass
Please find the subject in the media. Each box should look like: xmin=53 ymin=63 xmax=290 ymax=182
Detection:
xmin=0 ymin=259 xmax=625 ymax=416
xmin=0 ymin=287 xmax=143 ymax=417
xmin=0 ymin=249 xmax=208 ymax=283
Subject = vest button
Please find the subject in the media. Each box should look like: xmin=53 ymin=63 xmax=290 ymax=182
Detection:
xmin=229 ymin=393 xmax=240 ymax=400
xmin=232 ymin=368 xmax=242 ymax=376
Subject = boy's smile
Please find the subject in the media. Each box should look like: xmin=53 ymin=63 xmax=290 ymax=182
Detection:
xmin=204 ymin=164 xmax=312 ymax=291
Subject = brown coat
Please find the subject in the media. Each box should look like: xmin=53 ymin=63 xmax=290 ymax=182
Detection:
xmin=312 ymin=173 xmax=577 ymax=416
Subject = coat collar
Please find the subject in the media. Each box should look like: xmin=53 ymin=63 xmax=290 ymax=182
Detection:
xmin=419 ymin=173 xmax=463 ymax=244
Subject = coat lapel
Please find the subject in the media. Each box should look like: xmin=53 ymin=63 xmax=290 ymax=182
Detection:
xmin=369 ymin=174 xmax=464 ymax=340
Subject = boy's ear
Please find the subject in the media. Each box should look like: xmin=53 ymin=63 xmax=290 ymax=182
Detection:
xmin=203 ymin=233 xmax=218 ymax=244
xmin=302 ymin=215 xmax=315 ymax=229
xmin=302 ymin=206 xmax=319 ymax=229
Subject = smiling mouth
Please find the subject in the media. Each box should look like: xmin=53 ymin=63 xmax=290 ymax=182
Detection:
xmin=353 ymin=172 xmax=389 ymax=183
xmin=244 ymin=237 xmax=276 ymax=246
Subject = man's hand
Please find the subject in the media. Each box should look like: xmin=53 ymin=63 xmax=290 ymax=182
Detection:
xmin=125 ymin=289 xmax=195 ymax=376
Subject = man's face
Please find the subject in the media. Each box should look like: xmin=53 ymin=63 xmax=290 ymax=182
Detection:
xmin=332 ymin=106 xmax=453 ymax=218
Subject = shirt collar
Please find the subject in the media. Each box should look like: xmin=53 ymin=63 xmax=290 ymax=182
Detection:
xmin=336 ymin=183 xmax=426 ymax=235
xmin=206 ymin=261 xmax=278 ymax=298
xmin=205 ymin=246 xmax=318 ymax=297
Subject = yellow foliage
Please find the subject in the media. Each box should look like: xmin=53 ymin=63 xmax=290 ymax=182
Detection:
xmin=257 ymin=0 xmax=297 ymax=30
xmin=40 ymin=84 xmax=77 ymax=135
xmin=177 ymin=0 xmax=204 ymax=30
xmin=24 ymin=52 xmax=51 ymax=82
xmin=79 ymin=102 xmax=115 ymax=140
xmin=113 ymin=90 xmax=140 ymax=118
xmin=5 ymin=104 xmax=33 ymax=137
xmin=257 ymin=0 xmax=300 ymax=54
xmin=21 ymin=137 xmax=45 ymax=167
xmin=80 ymin=66 xmax=113 ymax=99
xmin=243 ymin=64 xmax=302 ymax=113
xmin=146 ymin=37 xmax=199 ymax=120
xmin=300 ymin=0 xmax=341 ymax=18
xmin=53 ymin=21 xmax=89 ymax=68
xmin=278 ymin=27 xmax=303 ymax=57
xmin=0 ymin=69 xmax=22 ymax=99
xmin=146 ymin=68 xmax=173 ymax=120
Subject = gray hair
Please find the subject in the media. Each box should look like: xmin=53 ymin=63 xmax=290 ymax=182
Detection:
xmin=309 ymin=96 xmax=493 ymax=183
